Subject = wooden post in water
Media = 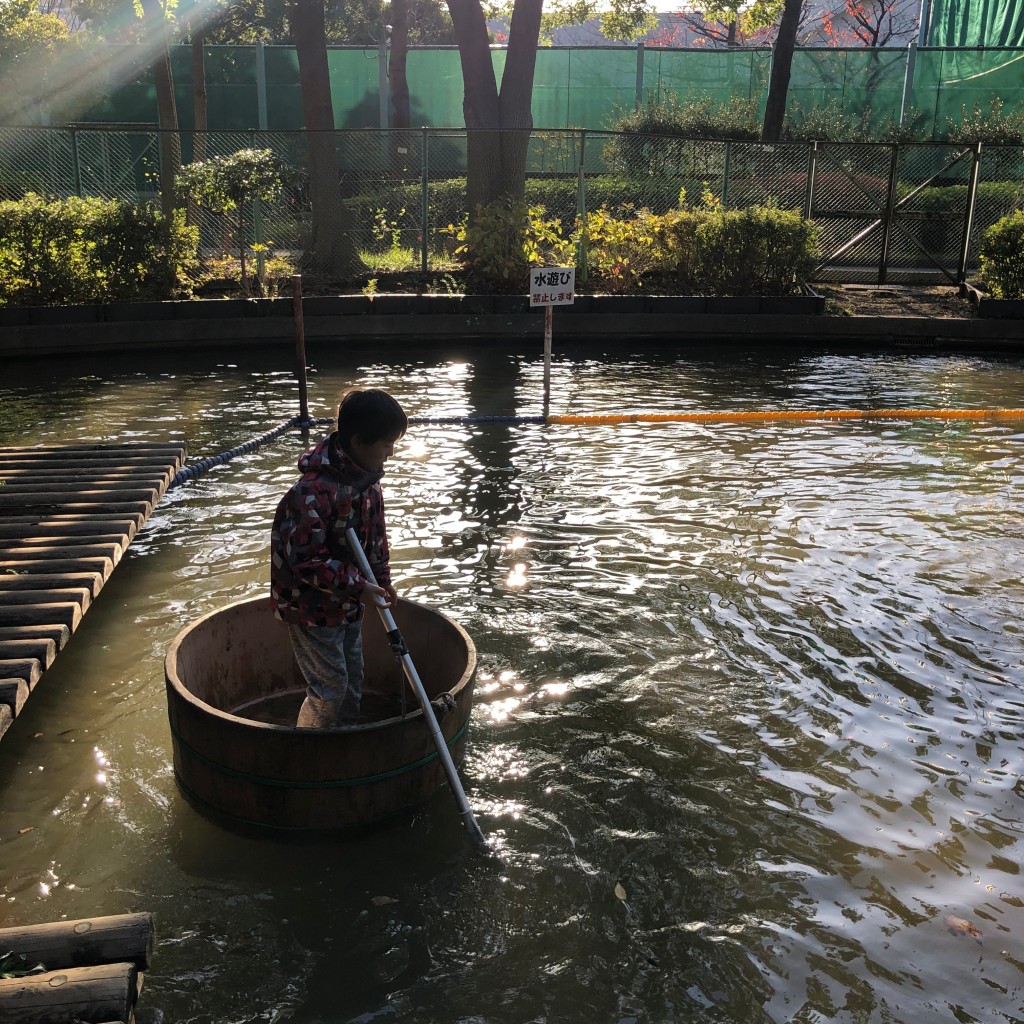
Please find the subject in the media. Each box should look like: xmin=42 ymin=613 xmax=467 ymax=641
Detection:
xmin=543 ymin=304 xmax=553 ymax=421
xmin=292 ymin=275 xmax=309 ymax=423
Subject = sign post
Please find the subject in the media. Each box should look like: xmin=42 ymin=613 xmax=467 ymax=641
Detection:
xmin=529 ymin=266 xmax=576 ymax=420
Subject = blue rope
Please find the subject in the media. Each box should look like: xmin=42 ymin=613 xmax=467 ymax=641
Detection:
xmin=170 ymin=414 xmax=546 ymax=488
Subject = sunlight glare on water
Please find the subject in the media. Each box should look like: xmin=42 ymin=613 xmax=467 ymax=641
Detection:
xmin=0 ymin=344 xmax=1022 ymax=1023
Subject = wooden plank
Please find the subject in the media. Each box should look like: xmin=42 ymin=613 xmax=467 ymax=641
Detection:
xmin=0 ymin=441 xmax=185 ymax=455
xmin=0 ymin=524 xmax=139 ymax=545
xmin=0 ymin=503 xmax=153 ymax=520
xmin=0 ymin=637 xmax=57 ymax=669
xmin=0 ymin=678 xmax=29 ymax=715
xmin=0 ymin=588 xmax=93 ymax=611
xmin=0 ymin=557 xmax=114 ymax=577
xmin=0 ymin=573 xmax=105 ymax=598
xmin=0 ymin=659 xmax=42 ymax=688
xmin=0 ymin=513 xmax=145 ymax=533
xmin=0 ymin=486 xmax=160 ymax=504
xmin=0 ymin=912 xmax=155 ymax=971
xmin=0 ymin=961 xmax=139 ymax=1024
xmin=0 ymin=501 xmax=154 ymax=518
xmin=0 ymin=535 xmax=128 ymax=552
xmin=0 ymin=466 xmax=176 ymax=481
xmin=0 ymin=544 xmax=123 ymax=566
xmin=0 ymin=604 xmax=83 ymax=631
xmin=0 ymin=625 xmax=71 ymax=648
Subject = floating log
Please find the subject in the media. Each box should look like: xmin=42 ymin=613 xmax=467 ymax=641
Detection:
xmin=0 ymin=589 xmax=93 ymax=612
xmin=0 ymin=704 xmax=11 ymax=740
xmin=0 ymin=912 xmax=154 ymax=971
xmin=0 ymin=503 xmax=153 ymax=519
xmin=0 ymin=574 xmax=105 ymax=598
xmin=0 ymin=515 xmax=144 ymax=538
xmin=0 ymin=625 xmax=71 ymax=649
xmin=0 ymin=961 xmax=138 ymax=1024
xmin=0 ymin=638 xmax=57 ymax=669
xmin=0 ymin=503 xmax=151 ymax=520
xmin=0 ymin=604 xmax=83 ymax=631
xmin=0 ymin=679 xmax=29 ymax=715
xmin=0 ymin=659 xmax=41 ymax=688
xmin=0 ymin=559 xmax=113 ymax=579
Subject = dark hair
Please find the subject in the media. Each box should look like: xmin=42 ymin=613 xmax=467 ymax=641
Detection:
xmin=336 ymin=388 xmax=408 ymax=448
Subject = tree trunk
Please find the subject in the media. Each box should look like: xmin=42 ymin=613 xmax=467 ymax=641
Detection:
xmin=188 ymin=31 xmax=207 ymax=231
xmin=447 ymin=0 xmax=543 ymax=218
xmin=140 ymin=0 xmax=181 ymax=220
xmin=289 ymin=0 xmax=354 ymax=278
xmin=762 ymin=0 xmax=803 ymax=142
xmin=390 ymin=0 xmax=411 ymax=131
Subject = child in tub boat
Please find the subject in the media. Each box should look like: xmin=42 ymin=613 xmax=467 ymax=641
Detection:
xmin=270 ymin=388 xmax=408 ymax=727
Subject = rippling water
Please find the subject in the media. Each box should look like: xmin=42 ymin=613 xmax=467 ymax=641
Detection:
xmin=1 ymin=344 xmax=1022 ymax=1023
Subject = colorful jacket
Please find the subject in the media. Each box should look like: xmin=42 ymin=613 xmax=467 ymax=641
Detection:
xmin=270 ymin=432 xmax=392 ymax=626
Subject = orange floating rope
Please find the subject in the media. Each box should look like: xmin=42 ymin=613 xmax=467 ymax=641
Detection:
xmin=547 ymin=409 xmax=1024 ymax=426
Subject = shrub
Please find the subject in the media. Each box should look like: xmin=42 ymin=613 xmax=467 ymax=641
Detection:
xmin=608 ymin=94 xmax=761 ymax=142
xmin=979 ymin=210 xmax=1024 ymax=298
xmin=0 ymin=192 xmax=198 ymax=306
xmin=580 ymin=206 xmax=713 ymax=293
xmin=447 ymin=201 xmax=576 ymax=293
xmin=176 ymin=148 xmax=291 ymax=296
xmin=694 ymin=206 xmax=819 ymax=295
xmin=946 ymin=97 xmax=1024 ymax=146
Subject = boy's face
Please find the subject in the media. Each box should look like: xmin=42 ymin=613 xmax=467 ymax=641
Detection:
xmin=349 ymin=433 xmax=400 ymax=474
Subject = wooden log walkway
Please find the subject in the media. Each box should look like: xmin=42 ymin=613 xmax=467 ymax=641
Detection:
xmin=0 ymin=442 xmax=186 ymax=741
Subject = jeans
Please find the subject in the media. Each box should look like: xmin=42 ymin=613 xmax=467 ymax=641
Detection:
xmin=287 ymin=620 xmax=364 ymax=727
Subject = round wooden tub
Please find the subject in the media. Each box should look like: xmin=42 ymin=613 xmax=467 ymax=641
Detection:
xmin=165 ymin=596 xmax=477 ymax=831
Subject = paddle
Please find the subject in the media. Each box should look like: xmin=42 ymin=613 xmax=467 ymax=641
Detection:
xmin=345 ymin=528 xmax=486 ymax=845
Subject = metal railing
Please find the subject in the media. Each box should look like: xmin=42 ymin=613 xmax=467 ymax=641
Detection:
xmin=1 ymin=125 xmax=1021 ymax=285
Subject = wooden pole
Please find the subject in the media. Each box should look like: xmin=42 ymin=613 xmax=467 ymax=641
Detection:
xmin=292 ymin=275 xmax=309 ymax=422
xmin=543 ymin=303 xmax=552 ymax=421
xmin=0 ymin=962 xmax=139 ymax=1024
xmin=0 ymin=912 xmax=154 ymax=971
xmin=345 ymin=529 xmax=486 ymax=845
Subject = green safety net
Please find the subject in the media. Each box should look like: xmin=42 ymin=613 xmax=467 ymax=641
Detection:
xmin=67 ymin=44 xmax=1024 ymax=139
xmin=927 ymin=0 xmax=1024 ymax=47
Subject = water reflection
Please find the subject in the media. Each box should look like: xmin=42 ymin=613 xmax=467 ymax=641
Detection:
xmin=0 ymin=347 xmax=1023 ymax=1022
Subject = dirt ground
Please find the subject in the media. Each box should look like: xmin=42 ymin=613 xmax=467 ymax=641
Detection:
xmin=816 ymin=283 xmax=976 ymax=319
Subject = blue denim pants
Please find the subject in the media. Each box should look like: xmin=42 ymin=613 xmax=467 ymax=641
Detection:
xmin=287 ymin=620 xmax=364 ymax=727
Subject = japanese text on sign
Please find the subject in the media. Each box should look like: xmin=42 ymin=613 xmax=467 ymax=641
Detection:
xmin=529 ymin=267 xmax=576 ymax=307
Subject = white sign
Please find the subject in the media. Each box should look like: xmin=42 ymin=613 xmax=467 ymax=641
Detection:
xmin=529 ymin=267 xmax=576 ymax=307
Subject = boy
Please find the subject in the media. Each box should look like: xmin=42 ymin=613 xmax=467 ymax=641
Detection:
xmin=270 ymin=387 xmax=408 ymax=728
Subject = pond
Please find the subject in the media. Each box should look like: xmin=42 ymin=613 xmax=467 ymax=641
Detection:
xmin=0 ymin=343 xmax=1022 ymax=1024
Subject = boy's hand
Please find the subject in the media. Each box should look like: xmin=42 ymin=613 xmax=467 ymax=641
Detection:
xmin=359 ymin=583 xmax=393 ymax=609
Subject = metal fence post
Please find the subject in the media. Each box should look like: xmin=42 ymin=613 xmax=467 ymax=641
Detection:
xmin=250 ymin=129 xmax=265 ymax=286
xmin=70 ymin=127 xmax=82 ymax=197
xmin=899 ymin=41 xmax=918 ymax=127
xmin=577 ymin=129 xmax=588 ymax=284
xmin=957 ymin=141 xmax=982 ymax=285
xmin=802 ymin=140 xmax=817 ymax=220
xmin=878 ymin=143 xmax=901 ymax=284
xmin=256 ymin=37 xmax=268 ymax=131
xmin=635 ymin=42 xmax=644 ymax=108
xmin=722 ymin=141 xmax=732 ymax=207
xmin=421 ymin=127 xmax=429 ymax=275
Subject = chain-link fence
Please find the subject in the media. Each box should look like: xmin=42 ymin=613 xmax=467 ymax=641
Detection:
xmin=2 ymin=125 xmax=1022 ymax=286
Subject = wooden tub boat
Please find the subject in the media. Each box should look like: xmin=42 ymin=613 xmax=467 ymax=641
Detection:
xmin=164 ymin=595 xmax=477 ymax=831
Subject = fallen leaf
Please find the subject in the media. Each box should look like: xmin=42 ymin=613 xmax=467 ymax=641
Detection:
xmin=614 ymin=882 xmax=627 ymax=902
xmin=18 ymin=827 xmax=33 ymax=835
xmin=32 ymin=733 xmax=42 ymax=739
xmin=946 ymin=915 xmax=982 ymax=944
xmin=371 ymin=895 xmax=397 ymax=907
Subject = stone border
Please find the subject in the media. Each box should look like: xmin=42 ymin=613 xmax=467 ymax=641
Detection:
xmin=1 ymin=293 xmax=1021 ymax=356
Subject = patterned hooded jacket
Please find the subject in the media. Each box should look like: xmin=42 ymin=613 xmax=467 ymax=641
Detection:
xmin=270 ymin=432 xmax=391 ymax=626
